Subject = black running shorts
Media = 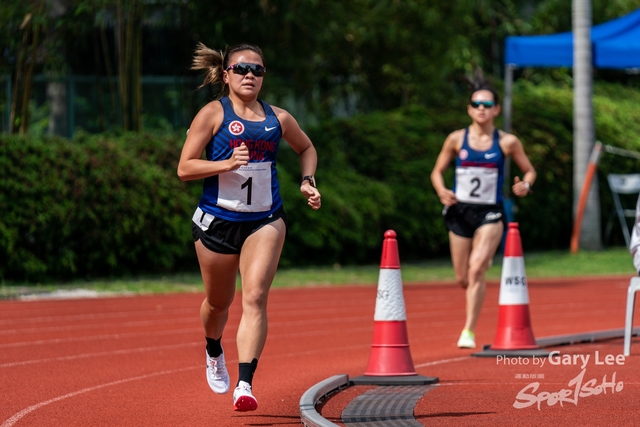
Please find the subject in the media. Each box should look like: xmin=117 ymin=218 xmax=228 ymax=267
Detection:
xmin=443 ymin=202 xmax=506 ymax=238
xmin=192 ymin=206 xmax=288 ymax=254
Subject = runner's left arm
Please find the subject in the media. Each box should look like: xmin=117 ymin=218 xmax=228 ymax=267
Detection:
xmin=274 ymin=107 xmax=321 ymax=210
xmin=503 ymin=134 xmax=536 ymax=197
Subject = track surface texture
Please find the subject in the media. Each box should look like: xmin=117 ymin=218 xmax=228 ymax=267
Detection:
xmin=2 ymin=274 xmax=639 ymax=426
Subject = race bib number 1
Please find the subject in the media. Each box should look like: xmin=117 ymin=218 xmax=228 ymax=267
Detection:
xmin=456 ymin=166 xmax=498 ymax=205
xmin=217 ymin=162 xmax=273 ymax=212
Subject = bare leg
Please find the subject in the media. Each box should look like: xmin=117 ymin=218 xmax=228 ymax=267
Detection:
xmin=195 ymin=240 xmax=239 ymax=340
xmin=236 ymin=219 xmax=286 ymax=363
xmin=463 ymin=222 xmax=504 ymax=332
xmin=449 ymin=232 xmax=472 ymax=290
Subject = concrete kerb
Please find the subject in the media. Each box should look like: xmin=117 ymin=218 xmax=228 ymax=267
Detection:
xmin=535 ymin=327 xmax=640 ymax=347
xmin=299 ymin=373 xmax=439 ymax=426
xmin=300 ymin=374 xmax=350 ymax=427
xmin=473 ymin=328 xmax=640 ymax=357
xmin=299 ymin=329 xmax=640 ymax=426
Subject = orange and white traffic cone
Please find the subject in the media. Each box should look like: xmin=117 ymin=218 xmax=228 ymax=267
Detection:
xmin=364 ymin=230 xmax=416 ymax=376
xmin=352 ymin=230 xmax=438 ymax=385
xmin=473 ymin=222 xmax=548 ymax=357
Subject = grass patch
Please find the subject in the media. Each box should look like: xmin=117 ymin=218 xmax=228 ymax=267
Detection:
xmin=504 ymin=248 xmax=636 ymax=279
xmin=0 ymin=247 xmax=635 ymax=299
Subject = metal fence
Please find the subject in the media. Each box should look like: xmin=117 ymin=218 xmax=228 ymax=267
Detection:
xmin=0 ymin=74 xmax=214 ymax=137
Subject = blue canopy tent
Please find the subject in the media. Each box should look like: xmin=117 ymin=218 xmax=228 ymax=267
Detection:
xmin=505 ymin=8 xmax=640 ymax=69
xmin=503 ymin=7 xmax=640 ymax=134
xmin=500 ymin=8 xmax=640 ymax=250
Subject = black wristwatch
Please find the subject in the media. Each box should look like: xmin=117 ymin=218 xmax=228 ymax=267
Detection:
xmin=300 ymin=175 xmax=316 ymax=188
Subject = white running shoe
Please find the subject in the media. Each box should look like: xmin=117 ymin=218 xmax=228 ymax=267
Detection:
xmin=206 ymin=350 xmax=230 ymax=394
xmin=457 ymin=329 xmax=476 ymax=349
xmin=233 ymin=380 xmax=258 ymax=412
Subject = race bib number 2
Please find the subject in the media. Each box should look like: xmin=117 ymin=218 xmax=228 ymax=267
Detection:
xmin=455 ymin=166 xmax=498 ymax=205
xmin=217 ymin=162 xmax=273 ymax=212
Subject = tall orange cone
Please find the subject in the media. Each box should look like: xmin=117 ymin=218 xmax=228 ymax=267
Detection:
xmin=473 ymin=222 xmax=548 ymax=357
xmin=352 ymin=230 xmax=438 ymax=385
xmin=492 ymin=222 xmax=538 ymax=349
xmin=364 ymin=230 xmax=416 ymax=376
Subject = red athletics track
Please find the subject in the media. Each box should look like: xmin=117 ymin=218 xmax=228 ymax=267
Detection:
xmin=1 ymin=274 xmax=639 ymax=426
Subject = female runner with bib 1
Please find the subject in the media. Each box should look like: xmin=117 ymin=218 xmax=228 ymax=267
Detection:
xmin=430 ymin=78 xmax=535 ymax=349
xmin=177 ymin=43 xmax=321 ymax=411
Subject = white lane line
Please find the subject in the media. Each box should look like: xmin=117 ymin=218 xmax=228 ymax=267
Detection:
xmin=0 ymin=305 xmax=371 ymax=327
xmin=0 ymin=313 xmax=368 ymax=336
xmin=0 ymin=365 xmax=200 ymax=427
xmin=1 ymin=325 xmax=374 ymax=368
xmin=0 ymin=317 xmax=197 ymax=336
xmin=0 ymin=315 xmax=372 ymax=348
xmin=0 ymin=342 xmax=366 ymax=427
xmin=414 ymin=356 xmax=469 ymax=368
xmin=0 ymin=342 xmax=202 ymax=368
xmin=0 ymin=327 xmax=202 ymax=349
xmin=0 ymin=309 xmax=195 ymax=326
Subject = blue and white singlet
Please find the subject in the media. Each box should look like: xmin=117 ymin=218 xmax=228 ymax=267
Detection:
xmin=453 ymin=127 xmax=505 ymax=205
xmin=197 ymin=97 xmax=283 ymax=221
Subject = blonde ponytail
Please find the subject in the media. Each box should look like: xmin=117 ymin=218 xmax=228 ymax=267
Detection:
xmin=191 ymin=42 xmax=225 ymax=92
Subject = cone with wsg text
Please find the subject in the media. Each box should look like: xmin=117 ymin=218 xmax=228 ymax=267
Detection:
xmin=363 ymin=230 xmax=417 ymax=376
xmin=491 ymin=222 xmax=539 ymax=349
xmin=473 ymin=222 xmax=548 ymax=357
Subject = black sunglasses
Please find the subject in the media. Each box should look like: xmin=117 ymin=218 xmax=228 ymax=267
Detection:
xmin=470 ymin=100 xmax=496 ymax=109
xmin=225 ymin=62 xmax=267 ymax=77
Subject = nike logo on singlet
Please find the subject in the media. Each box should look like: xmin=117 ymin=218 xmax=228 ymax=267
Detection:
xmin=265 ymin=126 xmax=277 ymax=131
xmin=485 ymin=153 xmax=498 ymax=159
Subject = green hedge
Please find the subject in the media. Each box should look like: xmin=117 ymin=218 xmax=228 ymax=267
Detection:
xmin=2 ymin=81 xmax=640 ymax=281
xmin=283 ymin=80 xmax=640 ymax=261
xmin=508 ymin=81 xmax=640 ymax=250
xmin=0 ymin=133 xmax=201 ymax=281
xmin=294 ymin=105 xmax=462 ymax=262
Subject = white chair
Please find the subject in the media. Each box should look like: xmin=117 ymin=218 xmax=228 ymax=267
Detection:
xmin=624 ymin=276 xmax=640 ymax=356
xmin=606 ymin=174 xmax=640 ymax=247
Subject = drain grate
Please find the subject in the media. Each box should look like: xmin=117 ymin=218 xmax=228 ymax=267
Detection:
xmin=341 ymin=385 xmax=434 ymax=427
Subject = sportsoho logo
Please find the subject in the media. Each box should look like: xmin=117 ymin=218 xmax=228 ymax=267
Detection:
xmin=508 ymin=350 xmax=625 ymax=411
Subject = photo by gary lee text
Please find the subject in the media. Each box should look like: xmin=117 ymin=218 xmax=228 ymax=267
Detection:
xmin=497 ymin=350 xmax=626 ymax=369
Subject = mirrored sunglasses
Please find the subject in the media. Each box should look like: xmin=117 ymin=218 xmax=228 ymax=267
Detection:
xmin=225 ymin=62 xmax=266 ymax=77
xmin=470 ymin=100 xmax=496 ymax=109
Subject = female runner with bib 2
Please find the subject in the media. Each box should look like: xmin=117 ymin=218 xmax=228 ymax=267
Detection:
xmin=430 ymin=78 xmax=535 ymax=349
xmin=177 ymin=43 xmax=321 ymax=412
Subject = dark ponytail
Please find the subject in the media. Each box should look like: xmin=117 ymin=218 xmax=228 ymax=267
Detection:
xmin=464 ymin=67 xmax=500 ymax=104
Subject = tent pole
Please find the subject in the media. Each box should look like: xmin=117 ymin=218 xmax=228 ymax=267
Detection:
xmin=503 ymin=64 xmax=514 ymax=133
xmin=572 ymin=0 xmax=601 ymax=251
xmin=500 ymin=64 xmax=516 ymax=252
xmin=502 ymin=64 xmax=515 ymax=190
xmin=502 ymin=65 xmax=515 ymax=189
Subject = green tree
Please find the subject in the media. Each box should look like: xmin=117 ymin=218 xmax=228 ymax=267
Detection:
xmin=5 ymin=2 xmax=46 ymax=134
xmin=116 ymin=0 xmax=143 ymax=131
